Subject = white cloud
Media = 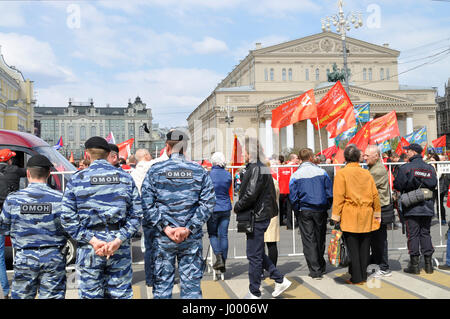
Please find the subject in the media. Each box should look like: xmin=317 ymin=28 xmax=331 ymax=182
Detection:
xmin=0 ymin=32 xmax=76 ymax=82
xmin=0 ymin=2 xmax=26 ymax=28
xmin=234 ymin=35 xmax=291 ymax=61
xmin=35 ymin=68 xmax=224 ymax=127
xmin=193 ymin=37 xmax=229 ymax=54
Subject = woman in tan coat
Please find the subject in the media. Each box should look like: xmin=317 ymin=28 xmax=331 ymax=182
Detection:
xmin=264 ymin=175 xmax=280 ymax=266
xmin=331 ymin=144 xmax=381 ymax=285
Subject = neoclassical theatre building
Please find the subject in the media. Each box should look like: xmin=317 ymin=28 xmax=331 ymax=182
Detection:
xmin=187 ymin=31 xmax=438 ymax=161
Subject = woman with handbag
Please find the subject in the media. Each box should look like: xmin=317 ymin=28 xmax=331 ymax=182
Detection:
xmin=234 ymin=137 xmax=291 ymax=299
xmin=331 ymin=144 xmax=381 ymax=285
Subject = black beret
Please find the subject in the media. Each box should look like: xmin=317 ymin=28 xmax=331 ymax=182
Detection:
xmin=166 ymin=129 xmax=190 ymax=142
xmin=403 ymin=143 xmax=423 ymax=154
xmin=85 ymin=136 xmax=110 ymax=151
xmin=27 ymin=154 xmax=53 ymax=168
xmin=108 ymin=143 xmax=119 ymax=153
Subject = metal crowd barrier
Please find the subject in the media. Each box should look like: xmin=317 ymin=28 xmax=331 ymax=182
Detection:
xmin=47 ymin=162 xmax=448 ymax=264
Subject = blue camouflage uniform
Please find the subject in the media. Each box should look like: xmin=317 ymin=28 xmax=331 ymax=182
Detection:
xmin=60 ymin=159 xmax=142 ymax=299
xmin=0 ymin=183 xmax=67 ymax=299
xmin=141 ymin=153 xmax=215 ymax=299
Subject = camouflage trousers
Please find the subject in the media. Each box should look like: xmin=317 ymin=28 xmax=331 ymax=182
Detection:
xmin=76 ymin=242 xmax=133 ymax=299
xmin=12 ymin=248 xmax=66 ymax=299
xmin=152 ymin=235 xmax=204 ymax=299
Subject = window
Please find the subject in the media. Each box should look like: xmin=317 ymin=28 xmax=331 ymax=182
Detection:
xmin=315 ymin=68 xmax=320 ymax=81
xmin=264 ymin=68 xmax=268 ymax=81
xmin=368 ymin=68 xmax=372 ymax=81
xmin=139 ymin=126 xmax=145 ymax=138
xmin=91 ymin=126 xmax=96 ymax=137
xmin=386 ymin=68 xmax=390 ymax=80
xmin=363 ymin=68 xmax=367 ymax=81
xmin=282 ymin=68 xmax=286 ymax=81
xmin=305 ymin=68 xmax=309 ymax=81
xmin=69 ymin=126 xmax=74 ymax=141
xmin=380 ymin=68 xmax=384 ymax=81
xmin=80 ymin=126 xmax=86 ymax=141
xmin=288 ymin=68 xmax=292 ymax=81
xmin=270 ymin=68 xmax=274 ymax=81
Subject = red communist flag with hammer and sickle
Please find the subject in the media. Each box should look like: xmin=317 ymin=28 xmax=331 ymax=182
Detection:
xmin=271 ymin=89 xmax=316 ymax=129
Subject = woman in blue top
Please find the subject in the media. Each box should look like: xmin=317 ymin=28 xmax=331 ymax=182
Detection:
xmin=207 ymin=152 xmax=232 ymax=273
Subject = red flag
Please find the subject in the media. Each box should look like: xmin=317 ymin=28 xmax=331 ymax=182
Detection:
xmin=422 ymin=143 xmax=428 ymax=157
xmin=326 ymin=105 xmax=356 ymax=138
xmin=316 ymin=145 xmax=338 ymax=159
xmin=368 ymin=111 xmax=400 ymax=144
xmin=159 ymin=147 xmax=166 ymax=157
xmin=69 ymin=151 xmax=74 ymax=163
xmin=395 ymin=137 xmax=410 ymax=155
xmin=231 ymin=135 xmax=243 ymax=166
xmin=313 ymin=81 xmax=353 ymax=129
xmin=271 ymin=89 xmax=316 ymax=129
xmin=348 ymin=122 xmax=371 ymax=152
xmin=432 ymin=135 xmax=446 ymax=148
xmin=117 ymin=138 xmax=134 ymax=159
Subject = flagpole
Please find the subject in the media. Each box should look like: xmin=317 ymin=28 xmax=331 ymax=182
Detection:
xmin=316 ymin=116 xmax=323 ymax=154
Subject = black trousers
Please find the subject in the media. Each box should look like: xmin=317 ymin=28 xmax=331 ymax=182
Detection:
xmin=370 ymin=223 xmax=389 ymax=271
xmin=246 ymin=219 xmax=283 ymax=297
xmin=279 ymin=194 xmax=296 ymax=228
xmin=343 ymin=232 xmax=371 ymax=284
xmin=296 ymin=210 xmax=327 ymax=277
xmin=404 ymin=216 xmax=435 ymax=257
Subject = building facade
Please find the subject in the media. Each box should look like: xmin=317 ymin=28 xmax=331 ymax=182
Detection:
xmin=436 ymin=78 xmax=450 ymax=148
xmin=0 ymin=47 xmax=35 ymax=132
xmin=187 ymin=31 xmax=438 ymax=161
xmin=34 ymin=96 xmax=153 ymax=160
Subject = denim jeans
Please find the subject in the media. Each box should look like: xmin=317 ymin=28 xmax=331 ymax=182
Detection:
xmin=246 ymin=219 xmax=283 ymax=297
xmin=0 ymin=235 xmax=10 ymax=296
xmin=207 ymin=211 xmax=230 ymax=260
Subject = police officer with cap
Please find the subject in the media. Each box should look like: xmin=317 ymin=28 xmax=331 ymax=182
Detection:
xmin=393 ymin=143 xmax=437 ymax=274
xmin=141 ymin=129 xmax=215 ymax=299
xmin=0 ymin=154 xmax=68 ymax=299
xmin=60 ymin=136 xmax=142 ymax=299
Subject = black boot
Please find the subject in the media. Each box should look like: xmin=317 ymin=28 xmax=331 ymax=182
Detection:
xmin=219 ymin=259 xmax=226 ymax=273
xmin=424 ymin=255 xmax=434 ymax=274
xmin=404 ymin=255 xmax=420 ymax=274
xmin=213 ymin=253 xmax=224 ymax=270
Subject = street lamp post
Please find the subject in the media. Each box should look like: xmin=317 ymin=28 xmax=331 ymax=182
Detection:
xmin=221 ymin=97 xmax=237 ymax=159
xmin=321 ymin=0 xmax=363 ymax=94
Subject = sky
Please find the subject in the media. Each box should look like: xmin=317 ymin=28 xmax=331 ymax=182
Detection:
xmin=0 ymin=0 xmax=449 ymax=128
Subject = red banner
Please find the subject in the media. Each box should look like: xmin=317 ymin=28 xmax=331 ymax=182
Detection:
xmin=348 ymin=122 xmax=371 ymax=152
xmin=432 ymin=135 xmax=446 ymax=148
xmin=326 ymin=105 xmax=356 ymax=138
xmin=368 ymin=111 xmax=400 ymax=145
xmin=117 ymin=138 xmax=134 ymax=159
xmin=316 ymin=145 xmax=338 ymax=159
xmin=395 ymin=137 xmax=410 ymax=155
xmin=271 ymin=89 xmax=316 ymax=129
xmin=313 ymin=81 xmax=353 ymax=129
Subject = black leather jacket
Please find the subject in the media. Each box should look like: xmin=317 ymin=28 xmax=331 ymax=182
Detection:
xmin=0 ymin=163 xmax=26 ymax=205
xmin=234 ymin=161 xmax=278 ymax=222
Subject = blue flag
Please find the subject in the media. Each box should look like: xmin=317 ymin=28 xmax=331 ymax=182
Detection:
xmin=378 ymin=140 xmax=391 ymax=153
xmin=335 ymin=126 xmax=357 ymax=146
xmin=354 ymin=103 xmax=370 ymax=124
xmin=405 ymin=127 xmax=427 ymax=144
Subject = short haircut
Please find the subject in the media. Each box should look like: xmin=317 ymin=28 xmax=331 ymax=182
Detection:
xmin=135 ymin=149 xmax=150 ymax=162
xmin=344 ymin=144 xmax=361 ymax=163
xmin=278 ymin=155 xmax=285 ymax=163
xmin=28 ymin=167 xmax=50 ymax=180
xmin=211 ymin=152 xmax=226 ymax=167
xmin=166 ymin=140 xmax=187 ymax=155
xmin=87 ymin=148 xmax=109 ymax=161
xmin=299 ymin=148 xmax=314 ymax=162
xmin=128 ymin=155 xmax=137 ymax=164
xmin=289 ymin=153 xmax=298 ymax=161
xmin=81 ymin=159 xmax=90 ymax=166
xmin=244 ymin=136 xmax=266 ymax=164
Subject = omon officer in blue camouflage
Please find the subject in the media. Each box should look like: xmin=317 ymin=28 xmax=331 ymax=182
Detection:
xmin=141 ymin=130 xmax=215 ymax=299
xmin=60 ymin=136 xmax=142 ymax=299
xmin=0 ymin=155 xmax=68 ymax=299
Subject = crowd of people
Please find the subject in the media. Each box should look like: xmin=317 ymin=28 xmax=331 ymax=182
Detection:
xmin=0 ymin=132 xmax=449 ymax=299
